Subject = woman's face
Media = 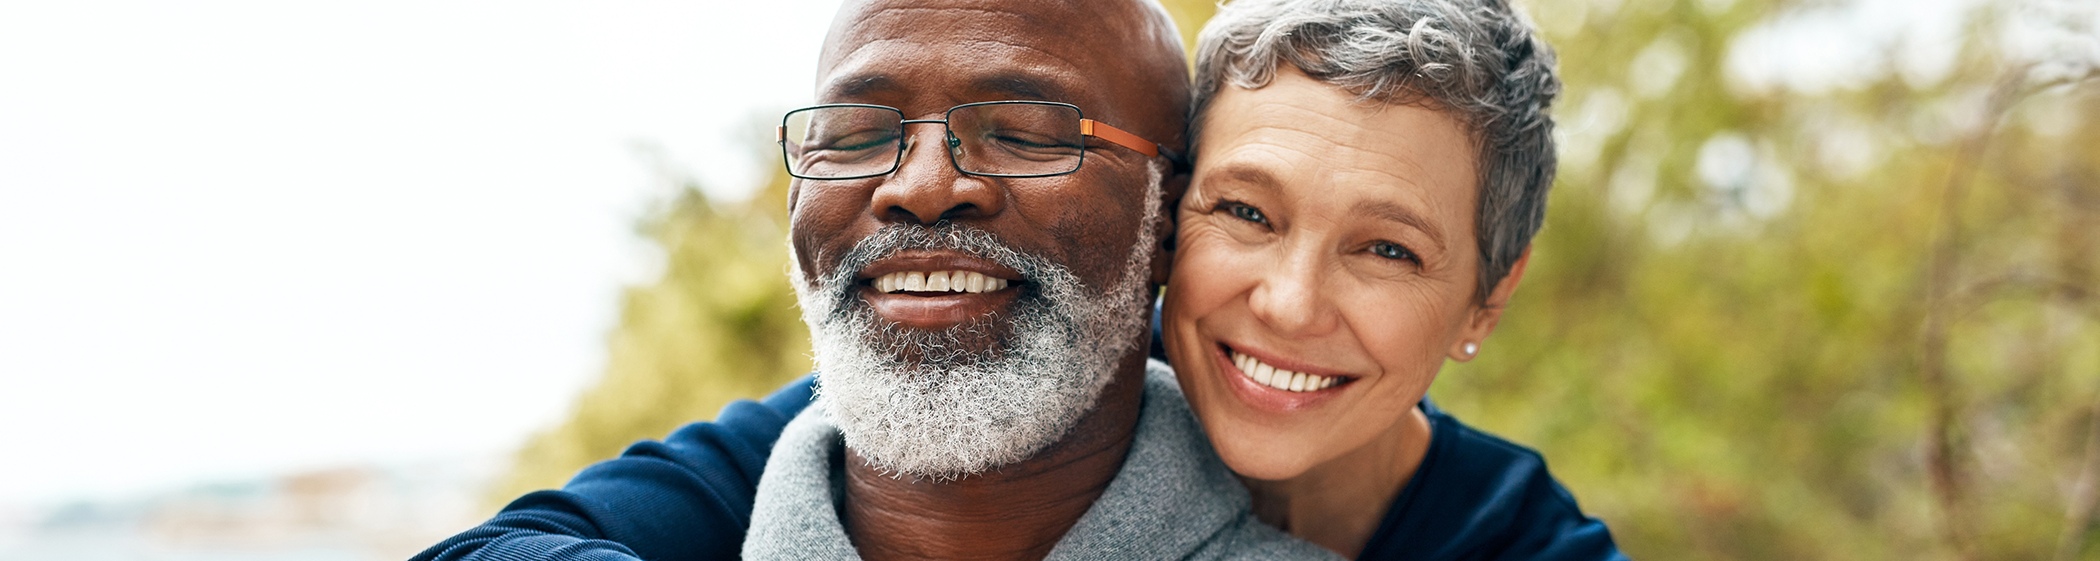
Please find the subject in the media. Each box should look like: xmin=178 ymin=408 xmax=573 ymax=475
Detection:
xmin=1165 ymin=67 xmax=1512 ymax=481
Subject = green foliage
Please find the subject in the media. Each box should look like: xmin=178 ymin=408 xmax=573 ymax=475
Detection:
xmin=1428 ymin=0 xmax=2100 ymax=559
xmin=490 ymin=165 xmax=811 ymax=502
xmin=1160 ymin=0 xmax=1218 ymax=56
xmin=499 ymin=0 xmax=2099 ymax=558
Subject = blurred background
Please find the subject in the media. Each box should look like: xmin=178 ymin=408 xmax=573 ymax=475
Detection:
xmin=0 ymin=0 xmax=2094 ymax=559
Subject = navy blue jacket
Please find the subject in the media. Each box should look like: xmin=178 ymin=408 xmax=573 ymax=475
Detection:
xmin=412 ymin=373 xmax=1623 ymax=560
xmin=1363 ymin=398 xmax=1625 ymax=560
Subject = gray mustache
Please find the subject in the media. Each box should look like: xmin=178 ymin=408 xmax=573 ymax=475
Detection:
xmin=814 ymin=223 xmax=1058 ymax=308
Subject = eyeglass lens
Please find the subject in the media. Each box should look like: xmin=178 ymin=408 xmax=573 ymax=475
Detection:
xmin=782 ymin=103 xmax=1086 ymax=179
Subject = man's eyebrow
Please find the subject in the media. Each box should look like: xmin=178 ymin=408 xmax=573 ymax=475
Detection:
xmin=971 ymin=73 xmax=1074 ymax=103
xmin=820 ymin=72 xmax=1077 ymax=106
xmin=1352 ymin=199 xmax=1447 ymax=250
xmin=825 ymin=74 xmax=903 ymax=99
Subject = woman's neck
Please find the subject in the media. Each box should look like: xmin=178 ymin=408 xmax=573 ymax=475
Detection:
xmin=1241 ymin=407 xmax=1434 ymax=559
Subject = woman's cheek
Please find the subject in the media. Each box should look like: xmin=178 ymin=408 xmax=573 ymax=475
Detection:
xmin=1172 ymin=220 xmax=1231 ymax=269
xmin=1185 ymin=233 xmax=1271 ymax=314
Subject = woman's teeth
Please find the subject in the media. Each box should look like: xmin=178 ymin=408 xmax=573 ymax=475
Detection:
xmin=875 ymin=270 xmax=1009 ymax=294
xmin=1232 ymin=350 xmax=1340 ymax=392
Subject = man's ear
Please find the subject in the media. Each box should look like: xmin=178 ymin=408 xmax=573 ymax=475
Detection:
xmin=1149 ymin=169 xmax=1191 ymax=287
xmin=1450 ymin=245 xmax=1532 ymax=362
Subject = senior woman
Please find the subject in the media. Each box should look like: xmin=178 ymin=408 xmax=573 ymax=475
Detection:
xmin=1156 ymin=0 xmax=1623 ymax=558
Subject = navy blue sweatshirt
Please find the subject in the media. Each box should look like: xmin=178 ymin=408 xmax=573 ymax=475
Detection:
xmin=412 ymin=373 xmax=1623 ymax=560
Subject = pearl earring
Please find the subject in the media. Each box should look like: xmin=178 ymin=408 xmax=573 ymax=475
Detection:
xmin=1462 ymin=342 xmax=1479 ymax=356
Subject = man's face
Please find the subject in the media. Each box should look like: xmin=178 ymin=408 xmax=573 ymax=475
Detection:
xmin=787 ymin=0 xmax=1184 ymax=480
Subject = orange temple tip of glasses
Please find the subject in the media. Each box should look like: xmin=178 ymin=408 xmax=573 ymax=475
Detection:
xmin=1080 ymin=119 xmax=1161 ymax=159
xmin=775 ymin=125 xmax=785 ymax=142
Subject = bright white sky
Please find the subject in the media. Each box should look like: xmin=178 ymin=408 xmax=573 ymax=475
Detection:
xmin=0 ymin=0 xmax=844 ymax=506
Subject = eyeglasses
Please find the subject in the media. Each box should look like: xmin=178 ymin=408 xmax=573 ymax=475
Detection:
xmin=776 ymin=100 xmax=1184 ymax=180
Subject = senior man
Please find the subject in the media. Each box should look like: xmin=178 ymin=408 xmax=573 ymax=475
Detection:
xmin=742 ymin=0 xmax=1337 ymax=558
xmin=413 ymin=0 xmax=1333 ymax=559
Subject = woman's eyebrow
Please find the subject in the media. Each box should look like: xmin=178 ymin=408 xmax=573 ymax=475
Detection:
xmin=1351 ymin=199 xmax=1446 ymax=250
xmin=1206 ymin=164 xmax=1282 ymax=192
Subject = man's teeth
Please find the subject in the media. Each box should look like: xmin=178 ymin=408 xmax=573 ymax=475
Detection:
xmin=1231 ymin=350 xmax=1340 ymax=392
xmin=875 ymin=271 xmax=1010 ymax=294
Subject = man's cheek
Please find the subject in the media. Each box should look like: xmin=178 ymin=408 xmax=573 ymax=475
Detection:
xmin=788 ymin=233 xmax=826 ymax=283
xmin=1051 ymin=207 xmax=1145 ymax=281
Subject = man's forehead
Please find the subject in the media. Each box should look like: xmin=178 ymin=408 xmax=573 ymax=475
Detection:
xmin=823 ymin=0 xmax=1093 ymax=52
xmin=815 ymin=0 xmax=1111 ymax=102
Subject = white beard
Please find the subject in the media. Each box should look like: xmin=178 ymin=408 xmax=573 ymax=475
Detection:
xmin=788 ymin=172 xmax=1163 ymax=481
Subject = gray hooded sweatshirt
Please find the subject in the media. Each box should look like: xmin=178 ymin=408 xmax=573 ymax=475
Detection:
xmin=743 ymin=360 xmax=1340 ymax=560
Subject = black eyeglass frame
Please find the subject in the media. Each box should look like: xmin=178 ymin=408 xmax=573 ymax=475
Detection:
xmin=775 ymin=100 xmax=1186 ymax=181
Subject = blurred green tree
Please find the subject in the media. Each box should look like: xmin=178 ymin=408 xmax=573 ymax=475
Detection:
xmin=490 ymin=154 xmax=811 ymax=502
xmin=1429 ymin=0 xmax=2100 ymax=559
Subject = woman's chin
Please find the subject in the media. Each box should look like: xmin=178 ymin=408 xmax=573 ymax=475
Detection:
xmin=1181 ymin=344 xmax=1355 ymax=480
xmin=1211 ymin=435 xmax=1320 ymax=482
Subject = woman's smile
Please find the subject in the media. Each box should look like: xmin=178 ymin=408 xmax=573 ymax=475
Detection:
xmin=1224 ymin=344 xmax=1348 ymax=393
xmin=1208 ymin=341 xmax=1358 ymax=414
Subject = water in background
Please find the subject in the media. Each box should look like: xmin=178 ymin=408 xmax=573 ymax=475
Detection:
xmin=0 ymin=457 xmax=495 ymax=561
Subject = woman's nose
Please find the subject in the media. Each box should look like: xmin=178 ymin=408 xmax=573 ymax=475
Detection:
xmin=870 ymin=126 xmax=1004 ymax=225
xmin=1246 ymin=250 xmax=1339 ymax=338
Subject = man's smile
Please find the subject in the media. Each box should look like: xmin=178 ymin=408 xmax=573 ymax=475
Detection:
xmin=856 ymin=251 xmax=1025 ymax=330
xmin=871 ymin=270 xmax=1009 ymax=294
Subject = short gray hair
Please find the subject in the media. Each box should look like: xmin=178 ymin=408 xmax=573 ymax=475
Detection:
xmin=1193 ymin=0 xmax=1561 ymax=301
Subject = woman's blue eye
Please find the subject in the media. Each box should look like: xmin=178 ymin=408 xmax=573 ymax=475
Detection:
xmin=1371 ymin=241 xmax=1417 ymax=263
xmin=1228 ymin=203 xmax=1266 ymax=224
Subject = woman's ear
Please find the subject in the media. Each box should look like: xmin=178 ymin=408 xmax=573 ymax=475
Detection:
xmin=1450 ymin=245 xmax=1532 ymax=362
xmin=1150 ymin=170 xmax=1191 ymax=287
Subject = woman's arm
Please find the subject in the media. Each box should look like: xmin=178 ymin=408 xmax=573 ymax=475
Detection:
xmin=411 ymin=375 xmax=818 ymax=561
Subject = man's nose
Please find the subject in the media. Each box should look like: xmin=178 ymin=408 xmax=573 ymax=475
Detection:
xmin=870 ymin=125 xmax=1004 ymax=225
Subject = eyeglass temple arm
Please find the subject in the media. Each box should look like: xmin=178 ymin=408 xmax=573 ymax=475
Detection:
xmin=1081 ymin=119 xmax=1188 ymax=170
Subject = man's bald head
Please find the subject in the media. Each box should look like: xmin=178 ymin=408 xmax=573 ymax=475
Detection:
xmin=815 ymin=0 xmax=1191 ymax=153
